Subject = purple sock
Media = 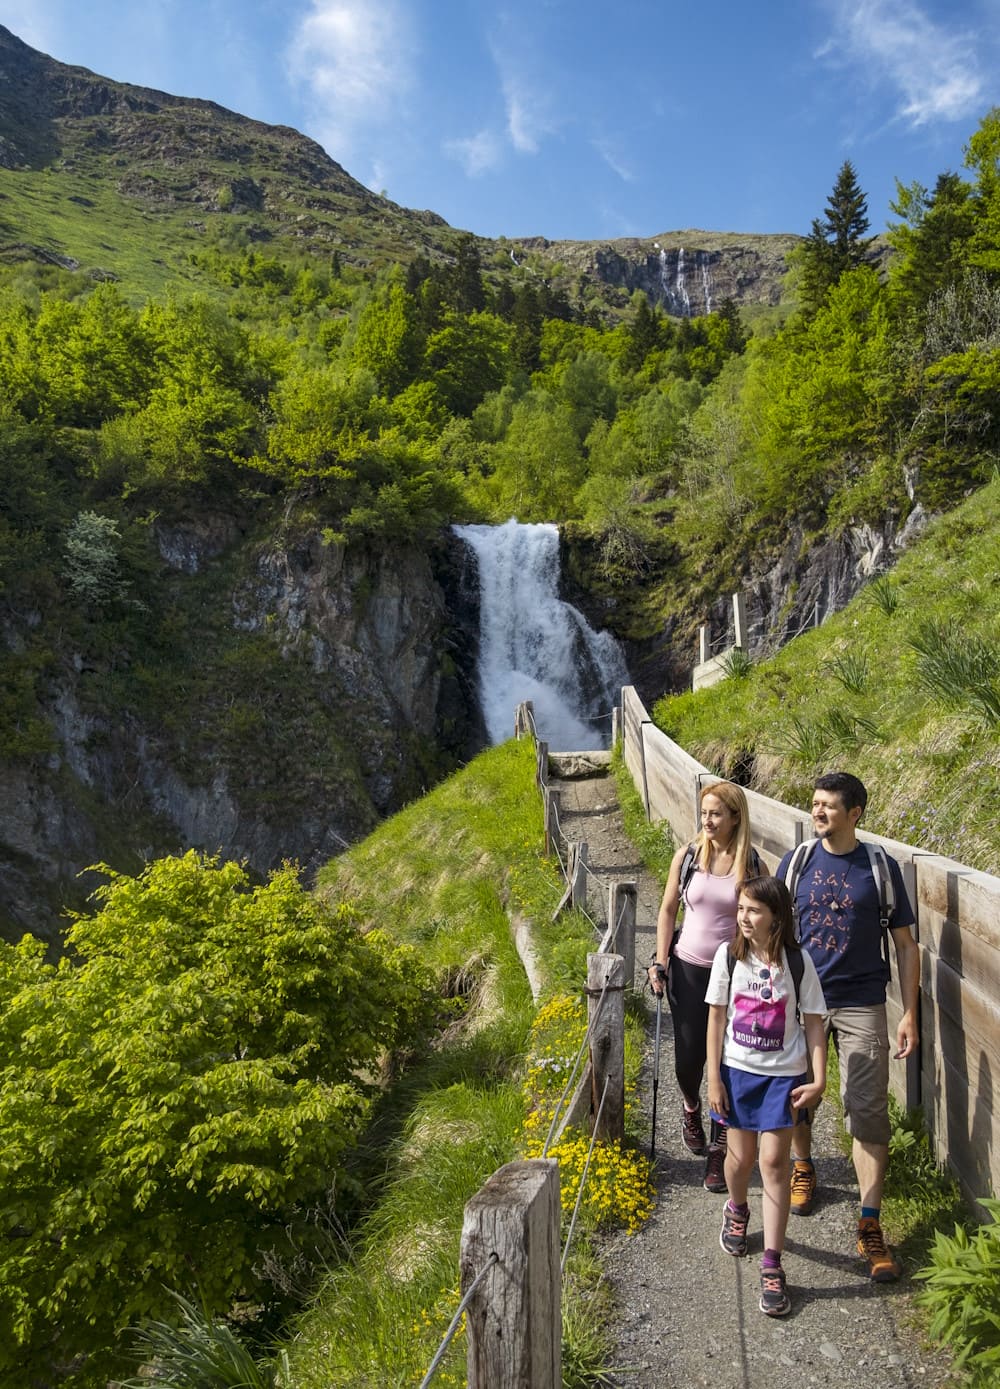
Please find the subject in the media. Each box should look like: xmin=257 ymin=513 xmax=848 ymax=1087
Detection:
xmin=762 ymin=1248 xmax=782 ymax=1269
xmin=727 ymin=1199 xmax=750 ymax=1216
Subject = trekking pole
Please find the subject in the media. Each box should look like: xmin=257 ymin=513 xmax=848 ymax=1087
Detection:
xmin=650 ymin=984 xmax=664 ymax=1159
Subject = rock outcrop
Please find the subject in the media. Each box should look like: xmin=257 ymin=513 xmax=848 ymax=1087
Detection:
xmin=0 ymin=523 xmax=482 ymax=945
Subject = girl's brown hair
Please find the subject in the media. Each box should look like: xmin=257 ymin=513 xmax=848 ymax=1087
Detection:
xmin=731 ymin=875 xmax=799 ymax=966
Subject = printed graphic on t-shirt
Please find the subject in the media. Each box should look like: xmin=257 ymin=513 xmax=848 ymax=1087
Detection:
xmin=731 ymin=990 xmax=787 ymax=1051
xmin=804 ymin=864 xmax=854 ymax=958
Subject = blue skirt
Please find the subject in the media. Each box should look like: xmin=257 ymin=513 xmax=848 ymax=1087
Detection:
xmin=711 ymin=1064 xmax=804 ymax=1133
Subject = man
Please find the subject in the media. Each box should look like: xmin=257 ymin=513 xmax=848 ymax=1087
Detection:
xmin=777 ymin=772 xmax=920 ymax=1283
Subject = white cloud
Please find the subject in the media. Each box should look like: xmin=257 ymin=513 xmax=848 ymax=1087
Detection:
xmin=486 ymin=21 xmax=560 ymax=157
xmin=593 ymin=137 xmax=635 ymax=183
xmin=444 ymin=129 xmax=503 ymax=177
xmin=823 ymin=0 xmax=983 ymax=126
xmin=285 ymin=0 xmax=414 ymax=161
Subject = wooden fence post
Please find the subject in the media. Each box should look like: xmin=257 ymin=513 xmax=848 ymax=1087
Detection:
xmin=536 ymin=739 xmax=549 ymax=790
xmin=587 ymin=952 xmax=625 ymax=1141
xmin=461 ymin=1159 xmax=561 ymax=1389
xmin=571 ymin=842 xmax=588 ymax=911
xmin=544 ymin=788 xmax=560 ymax=858
xmin=607 ymin=881 xmax=636 ymax=986
xmin=611 ymin=705 xmax=620 ymax=748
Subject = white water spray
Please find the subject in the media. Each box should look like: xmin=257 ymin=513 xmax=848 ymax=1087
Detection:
xmin=454 ymin=520 xmax=628 ymax=751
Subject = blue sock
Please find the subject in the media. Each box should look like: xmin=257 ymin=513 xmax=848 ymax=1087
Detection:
xmin=861 ymin=1206 xmax=880 ymax=1220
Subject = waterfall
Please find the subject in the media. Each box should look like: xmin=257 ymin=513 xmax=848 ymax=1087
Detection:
xmin=698 ymin=250 xmax=713 ymax=314
xmin=675 ymin=247 xmax=691 ymax=316
xmin=454 ymin=520 xmax=629 ymax=751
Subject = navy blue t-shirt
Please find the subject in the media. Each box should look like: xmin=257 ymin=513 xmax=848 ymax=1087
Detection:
xmin=776 ymin=841 xmax=914 ymax=1009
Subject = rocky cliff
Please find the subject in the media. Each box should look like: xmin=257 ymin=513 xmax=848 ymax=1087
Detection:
xmin=521 ymin=229 xmax=800 ymax=316
xmin=0 ymin=523 xmax=482 ymax=946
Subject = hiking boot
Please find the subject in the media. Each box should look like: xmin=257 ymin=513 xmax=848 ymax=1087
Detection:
xmin=759 ymin=1266 xmax=791 ymax=1316
xmin=703 ymin=1144 xmax=728 ymax=1193
xmin=789 ymin=1159 xmax=816 ymax=1215
xmin=857 ymin=1217 xmax=902 ymax=1282
xmin=719 ymin=1201 xmax=749 ymax=1257
xmin=681 ymin=1104 xmax=707 ymax=1155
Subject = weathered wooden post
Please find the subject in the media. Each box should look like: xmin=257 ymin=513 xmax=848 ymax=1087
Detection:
xmin=461 ymin=1159 xmax=561 ymax=1389
xmin=536 ymin=739 xmax=549 ymax=790
xmin=571 ymin=842 xmax=588 ymax=911
xmin=587 ymin=952 xmax=625 ymax=1141
xmin=611 ymin=704 xmax=621 ymax=748
xmin=607 ymin=881 xmax=637 ymax=986
xmin=544 ymin=788 xmax=560 ymax=858
xmin=733 ymin=591 xmax=747 ymax=649
xmin=698 ymin=623 xmax=709 ymax=664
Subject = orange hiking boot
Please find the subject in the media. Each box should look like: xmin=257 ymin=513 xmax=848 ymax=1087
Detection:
xmin=857 ymin=1217 xmax=902 ymax=1282
xmin=789 ymin=1159 xmax=816 ymax=1215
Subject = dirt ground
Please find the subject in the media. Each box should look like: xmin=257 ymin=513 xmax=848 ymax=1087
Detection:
xmin=552 ymin=766 xmax=958 ymax=1389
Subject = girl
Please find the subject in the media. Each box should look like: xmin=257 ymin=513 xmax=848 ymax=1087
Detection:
xmin=705 ymin=875 xmax=827 ymax=1317
xmin=647 ymin=781 xmax=758 ymax=1191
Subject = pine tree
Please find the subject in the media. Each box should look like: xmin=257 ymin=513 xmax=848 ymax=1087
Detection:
xmin=796 ymin=161 xmax=874 ymax=317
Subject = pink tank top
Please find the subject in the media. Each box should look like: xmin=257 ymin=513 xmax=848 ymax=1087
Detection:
xmin=673 ymin=869 xmax=739 ymax=968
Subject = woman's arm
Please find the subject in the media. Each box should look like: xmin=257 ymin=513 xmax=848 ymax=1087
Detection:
xmin=647 ymin=845 xmax=687 ymax=995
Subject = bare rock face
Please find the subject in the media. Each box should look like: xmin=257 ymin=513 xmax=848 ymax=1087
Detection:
xmin=0 ymin=524 xmax=482 ymax=945
xmin=520 ymin=230 xmax=802 ymax=316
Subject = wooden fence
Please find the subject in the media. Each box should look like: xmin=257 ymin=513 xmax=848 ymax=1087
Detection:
xmin=446 ymin=704 xmax=632 ymax=1386
xmin=621 ymin=683 xmax=1000 ymax=1208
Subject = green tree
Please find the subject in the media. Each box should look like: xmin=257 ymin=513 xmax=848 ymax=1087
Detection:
xmin=888 ymin=172 xmax=976 ymax=314
xmin=348 ymin=279 xmax=421 ymax=396
xmin=795 ymin=161 xmax=874 ymax=316
xmin=0 ymin=853 xmax=433 ymax=1386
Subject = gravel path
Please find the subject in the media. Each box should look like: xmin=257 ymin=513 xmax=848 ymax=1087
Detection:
xmin=552 ymin=767 xmax=957 ymax=1389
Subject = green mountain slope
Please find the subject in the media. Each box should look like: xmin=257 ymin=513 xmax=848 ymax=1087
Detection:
xmin=653 ymin=476 xmax=1000 ymax=876
xmin=0 ymin=24 xmax=794 ymax=312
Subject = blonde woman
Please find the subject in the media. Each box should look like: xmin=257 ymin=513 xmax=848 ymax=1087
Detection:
xmin=647 ymin=781 xmax=759 ymax=1191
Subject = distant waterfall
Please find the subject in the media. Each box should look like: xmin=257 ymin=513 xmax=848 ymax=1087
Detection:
xmin=454 ymin=520 xmax=629 ymax=751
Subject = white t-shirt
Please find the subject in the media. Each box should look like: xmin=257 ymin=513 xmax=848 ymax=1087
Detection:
xmin=705 ymin=944 xmax=827 ymax=1076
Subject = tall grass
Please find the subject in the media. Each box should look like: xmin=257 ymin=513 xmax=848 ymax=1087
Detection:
xmin=908 ymin=619 xmax=1000 ymax=728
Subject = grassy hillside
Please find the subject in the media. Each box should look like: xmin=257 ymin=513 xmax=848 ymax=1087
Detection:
xmin=279 ymin=736 xmax=650 ymax=1387
xmin=653 ymin=476 xmax=1000 ymax=876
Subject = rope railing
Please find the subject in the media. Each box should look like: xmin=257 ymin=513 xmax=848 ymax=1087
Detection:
xmin=418 ymin=1251 xmax=500 ymax=1388
xmin=597 ymin=892 xmax=630 ymax=956
xmin=540 ymin=971 xmax=613 ymax=1158
xmin=561 ymin=1074 xmax=611 ymax=1274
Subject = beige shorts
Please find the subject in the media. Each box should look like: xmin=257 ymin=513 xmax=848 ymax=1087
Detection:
xmin=826 ymin=1006 xmax=892 ymax=1146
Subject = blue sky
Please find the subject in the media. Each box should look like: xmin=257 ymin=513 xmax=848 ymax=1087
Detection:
xmin=2 ymin=0 xmax=998 ymax=241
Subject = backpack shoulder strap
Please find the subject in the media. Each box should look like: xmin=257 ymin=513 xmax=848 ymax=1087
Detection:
xmin=862 ymin=841 xmax=896 ymax=978
xmin=862 ymin=842 xmax=896 ymax=929
xmin=783 ymin=838 xmax=818 ymax=937
xmin=787 ymin=947 xmax=805 ymax=1015
xmin=678 ymin=842 xmax=699 ymax=903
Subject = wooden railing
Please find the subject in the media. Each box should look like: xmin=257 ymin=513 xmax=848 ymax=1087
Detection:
xmin=422 ymin=701 xmax=635 ymax=1387
xmin=621 ymin=682 xmax=1000 ymax=1209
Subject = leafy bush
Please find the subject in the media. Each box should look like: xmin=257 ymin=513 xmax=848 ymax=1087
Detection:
xmin=0 ymin=852 xmax=434 ymax=1385
xmin=915 ymin=1198 xmax=1000 ymax=1385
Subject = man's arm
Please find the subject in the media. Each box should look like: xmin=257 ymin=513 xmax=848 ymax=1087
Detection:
xmin=890 ymin=924 xmax=920 ymax=1058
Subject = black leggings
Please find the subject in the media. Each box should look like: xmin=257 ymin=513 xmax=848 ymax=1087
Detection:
xmin=667 ymin=955 xmax=713 ymax=1109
